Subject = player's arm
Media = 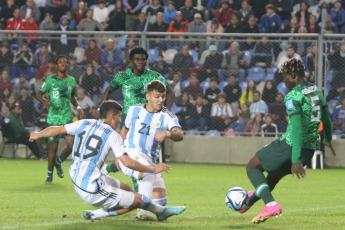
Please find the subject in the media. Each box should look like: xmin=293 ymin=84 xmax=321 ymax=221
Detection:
xmin=120 ymin=125 xmax=129 ymax=140
xmin=155 ymin=127 xmax=184 ymax=142
xmin=321 ymin=105 xmax=336 ymax=156
xmin=35 ymin=91 xmax=50 ymax=110
xmin=29 ymin=126 xmax=67 ymax=141
xmin=117 ymin=154 xmax=171 ymax=174
xmin=165 ymin=86 xmax=175 ymax=110
xmin=70 ymin=96 xmax=85 ymax=119
xmin=100 ymin=86 xmax=114 ymax=105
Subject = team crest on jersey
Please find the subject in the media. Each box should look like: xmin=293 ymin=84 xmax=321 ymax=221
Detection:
xmin=68 ymin=86 xmax=72 ymax=92
xmin=286 ymin=100 xmax=294 ymax=110
xmin=155 ymin=121 xmax=161 ymax=128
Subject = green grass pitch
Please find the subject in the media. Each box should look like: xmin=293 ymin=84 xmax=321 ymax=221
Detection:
xmin=0 ymin=159 xmax=345 ymax=230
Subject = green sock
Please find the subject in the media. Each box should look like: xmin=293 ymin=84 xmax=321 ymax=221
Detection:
xmin=57 ymin=154 xmax=67 ymax=164
xmin=106 ymin=163 xmax=119 ymax=173
xmin=132 ymin=178 xmax=138 ymax=192
xmin=47 ymin=165 xmax=54 ymax=177
xmin=247 ymin=169 xmax=275 ymax=205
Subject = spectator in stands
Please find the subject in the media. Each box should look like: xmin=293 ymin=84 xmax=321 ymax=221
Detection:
xmin=124 ymin=0 xmax=144 ymax=31
xmin=72 ymin=87 xmax=95 ymax=118
xmin=244 ymin=112 xmax=263 ymax=136
xmin=180 ymin=0 xmax=198 ymax=22
xmin=0 ymin=69 xmax=14 ymax=95
xmin=83 ymin=39 xmax=102 ymax=66
xmin=123 ymin=39 xmax=136 ymax=67
xmin=197 ymin=45 xmax=223 ymax=82
xmin=13 ymin=74 xmax=30 ymax=100
xmin=241 ymin=16 xmax=258 ymax=50
xmin=223 ymin=75 xmax=242 ymax=115
xmin=18 ymin=86 xmax=34 ymax=126
xmin=261 ymin=80 xmax=277 ymax=105
xmin=270 ymin=0 xmax=292 ymax=25
xmin=75 ymin=0 xmax=88 ymax=25
xmin=306 ymin=43 xmax=317 ymax=82
xmin=4 ymin=102 xmax=43 ymax=159
xmin=90 ymin=106 xmax=100 ymax=119
xmin=331 ymin=0 xmax=345 ymax=33
xmin=33 ymin=43 xmax=50 ymax=68
xmin=219 ymin=41 xmax=247 ymax=82
xmin=51 ymin=15 xmax=77 ymax=56
xmin=77 ymin=9 xmax=104 ymax=47
xmin=0 ymin=44 xmax=14 ymax=72
xmin=1 ymin=87 xmax=11 ymax=105
xmin=130 ymin=12 xmax=146 ymax=32
xmin=11 ymin=43 xmax=34 ymax=80
xmin=250 ymin=36 xmax=273 ymax=67
xmin=282 ymin=15 xmax=299 ymax=34
xmin=307 ymin=14 xmax=321 ymax=33
xmin=327 ymin=42 xmax=345 ymax=101
xmin=20 ymin=15 xmax=39 ymax=53
xmin=215 ymin=0 xmax=233 ymax=27
xmin=145 ymin=0 xmax=164 ymax=24
xmin=268 ymin=92 xmax=286 ymax=132
xmin=79 ymin=65 xmax=103 ymax=104
xmin=186 ymin=94 xmax=210 ymax=131
xmin=147 ymin=12 xmax=169 ymax=50
xmin=332 ymin=97 xmax=345 ymax=134
xmin=204 ymin=77 xmax=221 ymax=104
xmin=173 ymin=0 xmax=187 ymax=10
xmin=249 ymin=90 xmax=268 ymax=119
xmin=183 ymin=73 xmax=203 ymax=102
xmin=67 ymin=56 xmax=83 ymax=83
xmin=93 ymin=0 xmax=109 ymax=25
xmin=238 ymin=0 xmax=255 ymax=25
xmin=236 ymin=103 xmax=251 ymax=132
xmin=169 ymin=72 xmax=183 ymax=100
xmin=52 ymin=0 xmax=71 ymax=24
xmin=295 ymin=1 xmax=309 ymax=28
xmin=166 ymin=11 xmax=189 ymax=49
xmin=150 ymin=51 xmax=169 ymax=76
xmin=251 ymin=0 xmax=269 ymax=20
xmin=225 ymin=14 xmax=243 ymax=34
xmin=0 ymin=0 xmax=18 ymax=29
xmin=321 ymin=14 xmax=339 ymax=34
xmin=172 ymin=44 xmax=194 ymax=80
xmin=65 ymin=11 xmax=76 ymax=30
xmin=100 ymin=38 xmax=124 ymax=70
xmin=39 ymin=13 xmax=55 ymax=44
xmin=164 ymin=1 xmax=177 ymax=24
xmin=175 ymin=91 xmax=192 ymax=130
xmin=20 ymin=0 xmax=40 ymax=22
xmin=6 ymin=8 xmax=24 ymax=46
xmin=277 ymin=45 xmax=302 ymax=68
xmin=105 ymin=0 xmax=125 ymax=31
xmin=187 ymin=13 xmax=207 ymax=53
xmin=261 ymin=113 xmax=278 ymax=137
xmin=210 ymin=92 xmax=233 ymax=131
xmin=206 ymin=18 xmax=224 ymax=49
xmin=34 ymin=58 xmax=57 ymax=82
xmin=240 ymin=78 xmax=257 ymax=106
xmin=258 ymin=4 xmax=282 ymax=33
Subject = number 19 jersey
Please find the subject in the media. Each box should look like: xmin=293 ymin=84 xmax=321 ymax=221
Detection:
xmin=65 ymin=119 xmax=125 ymax=193
xmin=281 ymin=82 xmax=327 ymax=150
xmin=124 ymin=104 xmax=181 ymax=164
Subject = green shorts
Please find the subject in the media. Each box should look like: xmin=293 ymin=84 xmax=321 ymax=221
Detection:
xmin=47 ymin=123 xmax=73 ymax=143
xmin=256 ymin=139 xmax=314 ymax=174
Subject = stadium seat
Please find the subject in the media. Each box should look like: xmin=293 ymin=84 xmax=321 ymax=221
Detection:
xmin=107 ymin=4 xmax=115 ymax=11
xmin=116 ymin=34 xmax=127 ymax=50
xmin=148 ymin=48 xmax=159 ymax=65
xmin=248 ymin=66 xmax=265 ymax=83
xmin=163 ymin=49 xmax=178 ymax=65
xmin=222 ymin=50 xmax=229 ymax=56
xmin=219 ymin=81 xmax=229 ymax=91
xmin=205 ymin=130 xmax=221 ymax=136
xmin=243 ymin=49 xmax=253 ymax=64
xmin=171 ymin=103 xmax=184 ymax=114
xmin=239 ymin=81 xmax=247 ymax=91
xmin=198 ymin=50 xmax=210 ymax=65
xmin=201 ymin=80 xmax=211 ymax=94
xmin=185 ymin=129 xmax=201 ymax=136
xmin=277 ymin=82 xmax=288 ymax=96
xmin=0 ymin=131 xmax=29 ymax=159
xmin=312 ymin=149 xmax=323 ymax=170
xmin=326 ymin=69 xmax=333 ymax=83
xmin=182 ymin=80 xmax=190 ymax=88
xmin=73 ymin=47 xmax=85 ymax=63
xmin=327 ymin=99 xmax=339 ymax=114
xmin=266 ymin=66 xmax=278 ymax=81
xmin=189 ymin=49 xmax=199 ymax=65
xmin=102 ymin=81 xmax=110 ymax=94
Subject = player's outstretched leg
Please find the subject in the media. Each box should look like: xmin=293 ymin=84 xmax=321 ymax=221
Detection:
xmin=239 ymin=190 xmax=254 ymax=214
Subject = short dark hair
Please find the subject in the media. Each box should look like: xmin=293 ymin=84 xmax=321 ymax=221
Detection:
xmin=279 ymin=58 xmax=305 ymax=78
xmin=147 ymin=80 xmax=166 ymax=93
xmin=253 ymin=90 xmax=261 ymax=95
xmin=55 ymin=55 xmax=68 ymax=64
xmin=210 ymin=77 xmax=219 ymax=84
xmin=129 ymin=47 xmax=148 ymax=60
xmin=99 ymin=100 xmax=123 ymax=119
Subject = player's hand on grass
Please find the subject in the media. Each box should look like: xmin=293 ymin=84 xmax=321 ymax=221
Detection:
xmin=291 ymin=162 xmax=306 ymax=180
xmin=154 ymin=131 xmax=168 ymax=142
xmin=323 ymin=141 xmax=336 ymax=156
xmin=29 ymin=132 xmax=39 ymax=142
xmin=154 ymin=163 xmax=171 ymax=174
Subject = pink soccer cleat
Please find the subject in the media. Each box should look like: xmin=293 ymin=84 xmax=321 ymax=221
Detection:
xmin=239 ymin=191 xmax=254 ymax=214
xmin=250 ymin=203 xmax=282 ymax=224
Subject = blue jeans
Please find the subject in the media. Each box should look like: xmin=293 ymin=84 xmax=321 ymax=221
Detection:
xmin=186 ymin=117 xmax=208 ymax=131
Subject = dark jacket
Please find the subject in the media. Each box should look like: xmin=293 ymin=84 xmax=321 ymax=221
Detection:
xmin=223 ymin=84 xmax=242 ymax=103
xmin=5 ymin=112 xmax=29 ymax=139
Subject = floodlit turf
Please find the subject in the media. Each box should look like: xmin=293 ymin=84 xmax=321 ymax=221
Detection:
xmin=0 ymin=159 xmax=345 ymax=230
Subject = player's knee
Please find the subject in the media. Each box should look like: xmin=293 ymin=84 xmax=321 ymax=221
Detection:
xmin=246 ymin=156 xmax=262 ymax=172
xmin=121 ymin=183 xmax=134 ymax=192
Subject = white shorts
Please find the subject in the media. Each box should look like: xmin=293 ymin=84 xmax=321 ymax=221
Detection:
xmin=74 ymin=175 xmax=135 ymax=210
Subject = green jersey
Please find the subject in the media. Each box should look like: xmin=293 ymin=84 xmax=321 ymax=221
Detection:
xmin=110 ymin=68 xmax=168 ymax=114
xmin=40 ymin=74 xmax=76 ymax=125
xmin=281 ymin=82 xmax=326 ymax=151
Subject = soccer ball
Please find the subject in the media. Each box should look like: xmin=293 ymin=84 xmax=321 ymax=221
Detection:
xmin=225 ymin=187 xmax=248 ymax=211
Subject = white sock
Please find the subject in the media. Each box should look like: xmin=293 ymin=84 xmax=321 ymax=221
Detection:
xmin=140 ymin=194 xmax=164 ymax=214
xmin=138 ymin=175 xmax=155 ymax=216
xmin=90 ymin=208 xmax=118 ymax=219
xmin=266 ymin=201 xmax=277 ymax=207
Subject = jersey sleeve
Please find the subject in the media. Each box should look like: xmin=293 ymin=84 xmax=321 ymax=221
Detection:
xmin=64 ymin=120 xmax=81 ymax=135
xmin=71 ymin=79 xmax=77 ymax=97
xmin=167 ymin=112 xmax=182 ymax=131
xmin=285 ymin=92 xmax=303 ymax=118
xmin=124 ymin=106 xmax=134 ymax=129
xmin=158 ymin=75 xmax=169 ymax=86
xmin=110 ymin=132 xmax=126 ymax=158
xmin=39 ymin=78 xmax=50 ymax=93
xmin=109 ymin=72 xmax=122 ymax=90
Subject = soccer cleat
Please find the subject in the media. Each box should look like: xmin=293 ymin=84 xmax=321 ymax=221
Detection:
xmin=55 ymin=162 xmax=64 ymax=178
xmin=135 ymin=209 xmax=155 ymax=220
xmin=239 ymin=190 xmax=254 ymax=214
xmin=101 ymin=164 xmax=109 ymax=175
xmin=156 ymin=206 xmax=186 ymax=221
xmin=250 ymin=203 xmax=282 ymax=224
xmin=83 ymin=211 xmax=96 ymax=220
xmin=45 ymin=176 xmax=52 ymax=184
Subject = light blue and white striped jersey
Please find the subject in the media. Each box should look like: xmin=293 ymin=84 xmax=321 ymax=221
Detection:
xmin=65 ymin=119 xmax=125 ymax=193
xmin=124 ymin=104 xmax=181 ymax=164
